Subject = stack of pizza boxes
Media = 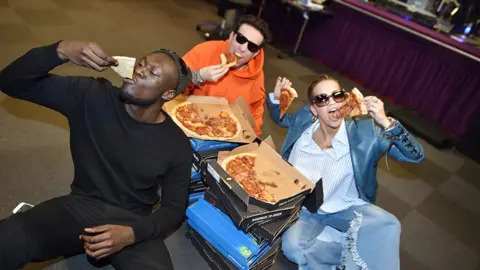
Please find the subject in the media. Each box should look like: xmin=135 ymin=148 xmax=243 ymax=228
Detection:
xmin=186 ymin=137 xmax=314 ymax=269
xmin=164 ymin=95 xmax=314 ymax=269
xmin=187 ymin=166 xmax=207 ymax=204
xmin=188 ymin=139 xmax=239 ymax=204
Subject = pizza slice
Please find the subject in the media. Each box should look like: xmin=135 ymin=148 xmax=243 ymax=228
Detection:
xmin=111 ymin=56 xmax=136 ymax=79
xmin=279 ymin=87 xmax=298 ymax=119
xmin=174 ymin=103 xmax=202 ymax=123
xmin=221 ymin=153 xmax=277 ymax=203
xmin=225 ymin=52 xmax=238 ymax=65
xmin=336 ymin=88 xmax=367 ymax=119
xmin=171 ymin=102 xmax=242 ymax=140
xmin=205 ymin=111 xmax=240 ymax=138
xmin=172 ymin=102 xmax=209 ymax=136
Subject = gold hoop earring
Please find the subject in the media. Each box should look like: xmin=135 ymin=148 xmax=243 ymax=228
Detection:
xmin=312 ymin=115 xmax=318 ymax=123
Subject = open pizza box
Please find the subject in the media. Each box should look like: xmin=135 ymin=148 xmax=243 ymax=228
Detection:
xmin=204 ymin=170 xmax=303 ymax=232
xmin=163 ymin=94 xmax=257 ymax=144
xmin=206 ymin=137 xmax=314 ymax=211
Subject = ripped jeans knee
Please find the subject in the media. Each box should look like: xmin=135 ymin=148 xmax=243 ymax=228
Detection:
xmin=338 ymin=211 xmax=370 ymax=270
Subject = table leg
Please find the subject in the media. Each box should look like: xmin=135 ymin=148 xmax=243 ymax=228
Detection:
xmin=293 ymin=12 xmax=309 ymax=55
xmin=257 ymin=0 xmax=266 ymax=17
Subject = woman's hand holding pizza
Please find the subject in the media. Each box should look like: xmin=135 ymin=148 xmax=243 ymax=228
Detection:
xmin=198 ymin=54 xmax=236 ymax=83
xmin=273 ymin=77 xmax=292 ymax=100
xmin=364 ymin=96 xmax=391 ymax=129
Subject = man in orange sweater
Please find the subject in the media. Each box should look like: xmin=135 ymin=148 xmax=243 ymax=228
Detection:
xmin=183 ymin=15 xmax=271 ymax=136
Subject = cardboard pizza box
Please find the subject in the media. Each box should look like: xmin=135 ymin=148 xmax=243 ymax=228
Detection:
xmin=204 ymin=187 xmax=300 ymax=244
xmin=188 ymin=182 xmax=208 ymax=194
xmin=186 ymin=225 xmax=281 ymax=270
xmin=190 ymin=138 xmax=240 ymax=152
xmin=187 ymin=191 xmax=204 ymax=205
xmin=186 ymin=226 xmax=237 ymax=270
xmin=192 ymin=149 xmax=222 ymax=178
xmin=208 ymin=139 xmax=314 ymax=211
xmin=190 ymin=178 xmax=204 ymax=187
xmin=186 ymin=199 xmax=266 ymax=265
xmin=204 ymin=172 xmax=302 ymax=232
xmin=192 ymin=137 xmax=263 ymax=179
xmin=250 ymin=209 xmax=299 ymax=245
xmin=186 ymin=199 xmax=281 ymax=269
xmin=163 ymin=94 xmax=256 ymax=144
xmin=191 ymin=166 xmax=201 ymax=180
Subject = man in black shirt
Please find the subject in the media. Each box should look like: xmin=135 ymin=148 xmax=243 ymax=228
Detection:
xmin=0 ymin=40 xmax=193 ymax=270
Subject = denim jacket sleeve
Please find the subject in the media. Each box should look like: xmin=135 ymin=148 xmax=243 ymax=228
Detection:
xmin=376 ymin=120 xmax=424 ymax=163
xmin=266 ymin=92 xmax=296 ymax=128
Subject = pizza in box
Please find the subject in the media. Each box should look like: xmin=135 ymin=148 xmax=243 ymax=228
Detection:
xmin=171 ymin=101 xmax=243 ymax=140
xmin=220 ymin=153 xmax=308 ymax=204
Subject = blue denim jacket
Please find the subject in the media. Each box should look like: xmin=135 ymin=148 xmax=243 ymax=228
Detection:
xmin=267 ymin=98 xmax=424 ymax=204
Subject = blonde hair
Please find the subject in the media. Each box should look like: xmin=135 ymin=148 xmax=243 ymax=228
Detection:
xmin=307 ymin=74 xmax=341 ymax=104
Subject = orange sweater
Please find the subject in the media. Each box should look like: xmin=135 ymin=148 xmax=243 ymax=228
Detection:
xmin=183 ymin=40 xmax=266 ymax=136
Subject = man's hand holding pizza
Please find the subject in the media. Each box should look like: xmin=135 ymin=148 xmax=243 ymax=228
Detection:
xmin=363 ymin=96 xmax=392 ymax=129
xmin=57 ymin=40 xmax=118 ymax=72
xmin=198 ymin=54 xmax=236 ymax=83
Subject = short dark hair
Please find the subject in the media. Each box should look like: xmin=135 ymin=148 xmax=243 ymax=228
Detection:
xmin=307 ymin=74 xmax=342 ymax=104
xmin=233 ymin=15 xmax=272 ymax=45
xmin=151 ymin=49 xmax=192 ymax=96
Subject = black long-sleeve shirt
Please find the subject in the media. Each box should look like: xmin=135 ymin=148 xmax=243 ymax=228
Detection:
xmin=0 ymin=42 xmax=193 ymax=243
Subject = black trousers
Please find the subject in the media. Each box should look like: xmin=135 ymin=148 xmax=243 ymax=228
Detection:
xmin=0 ymin=195 xmax=174 ymax=270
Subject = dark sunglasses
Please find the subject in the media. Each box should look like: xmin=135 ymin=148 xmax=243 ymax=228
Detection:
xmin=235 ymin=32 xmax=262 ymax=53
xmin=312 ymin=90 xmax=348 ymax=107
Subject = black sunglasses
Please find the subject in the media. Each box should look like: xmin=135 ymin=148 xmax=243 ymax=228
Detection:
xmin=235 ymin=32 xmax=262 ymax=53
xmin=312 ymin=90 xmax=348 ymax=107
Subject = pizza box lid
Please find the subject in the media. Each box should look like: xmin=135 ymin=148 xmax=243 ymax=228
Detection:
xmin=163 ymin=94 xmax=256 ymax=144
xmin=215 ymin=139 xmax=314 ymax=209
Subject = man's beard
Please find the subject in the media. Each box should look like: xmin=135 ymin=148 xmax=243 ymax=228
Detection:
xmin=119 ymin=89 xmax=157 ymax=107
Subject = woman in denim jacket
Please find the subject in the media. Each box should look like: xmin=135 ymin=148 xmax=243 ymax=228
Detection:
xmin=267 ymin=75 xmax=424 ymax=270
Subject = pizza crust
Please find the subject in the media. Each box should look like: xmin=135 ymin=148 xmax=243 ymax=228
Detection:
xmin=220 ymin=153 xmax=257 ymax=170
xmin=220 ymin=54 xmax=227 ymax=65
xmin=170 ymin=101 xmax=243 ymax=141
xmin=170 ymin=102 xmax=207 ymax=139
xmin=111 ymin=56 xmax=136 ymax=79
xmin=351 ymin=88 xmax=368 ymax=115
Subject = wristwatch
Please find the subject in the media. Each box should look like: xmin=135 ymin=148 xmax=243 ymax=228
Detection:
xmin=192 ymin=70 xmax=204 ymax=85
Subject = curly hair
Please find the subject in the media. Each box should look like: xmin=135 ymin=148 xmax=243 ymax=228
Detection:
xmin=307 ymin=74 xmax=342 ymax=104
xmin=233 ymin=15 xmax=272 ymax=46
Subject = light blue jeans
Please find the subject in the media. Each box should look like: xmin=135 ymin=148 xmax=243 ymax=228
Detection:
xmin=281 ymin=204 xmax=401 ymax=270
